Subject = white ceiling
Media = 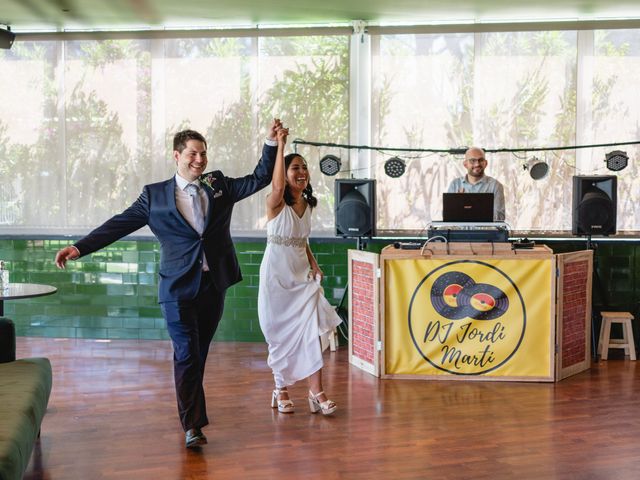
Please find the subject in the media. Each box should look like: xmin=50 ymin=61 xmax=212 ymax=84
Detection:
xmin=3 ymin=0 xmax=640 ymax=32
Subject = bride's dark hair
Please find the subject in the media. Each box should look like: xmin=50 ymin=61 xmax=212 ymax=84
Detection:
xmin=283 ymin=153 xmax=318 ymax=209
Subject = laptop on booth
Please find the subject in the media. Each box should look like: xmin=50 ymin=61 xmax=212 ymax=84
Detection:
xmin=442 ymin=192 xmax=494 ymax=222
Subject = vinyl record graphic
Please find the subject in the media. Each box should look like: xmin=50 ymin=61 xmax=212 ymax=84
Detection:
xmin=457 ymin=283 xmax=509 ymax=320
xmin=430 ymin=271 xmax=474 ymax=319
xmin=409 ymin=259 xmax=528 ymax=376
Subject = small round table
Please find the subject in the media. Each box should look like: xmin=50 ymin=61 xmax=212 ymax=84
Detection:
xmin=0 ymin=283 xmax=58 ymax=317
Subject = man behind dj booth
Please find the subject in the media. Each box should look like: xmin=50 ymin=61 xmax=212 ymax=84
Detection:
xmin=447 ymin=146 xmax=506 ymax=222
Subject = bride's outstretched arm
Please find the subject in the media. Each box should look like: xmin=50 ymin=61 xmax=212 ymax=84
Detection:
xmin=266 ymin=126 xmax=288 ymax=218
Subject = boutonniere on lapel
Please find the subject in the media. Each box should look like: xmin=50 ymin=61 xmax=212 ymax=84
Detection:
xmin=200 ymin=172 xmax=223 ymax=198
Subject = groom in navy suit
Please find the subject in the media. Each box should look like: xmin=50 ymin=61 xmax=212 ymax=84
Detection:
xmin=55 ymin=119 xmax=283 ymax=448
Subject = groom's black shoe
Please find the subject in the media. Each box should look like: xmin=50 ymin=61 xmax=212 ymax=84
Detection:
xmin=185 ymin=428 xmax=207 ymax=448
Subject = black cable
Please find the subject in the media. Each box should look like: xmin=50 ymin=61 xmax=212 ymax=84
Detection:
xmin=292 ymin=138 xmax=640 ymax=156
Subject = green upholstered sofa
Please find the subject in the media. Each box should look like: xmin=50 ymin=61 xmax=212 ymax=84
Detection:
xmin=0 ymin=318 xmax=52 ymax=480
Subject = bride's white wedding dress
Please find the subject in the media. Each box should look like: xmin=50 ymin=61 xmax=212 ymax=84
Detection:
xmin=258 ymin=204 xmax=342 ymax=387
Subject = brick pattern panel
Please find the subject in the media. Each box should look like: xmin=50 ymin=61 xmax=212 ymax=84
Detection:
xmin=351 ymin=259 xmax=375 ymax=365
xmin=561 ymin=260 xmax=589 ymax=367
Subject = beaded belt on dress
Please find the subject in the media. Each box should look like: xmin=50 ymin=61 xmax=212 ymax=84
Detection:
xmin=267 ymin=234 xmax=306 ymax=248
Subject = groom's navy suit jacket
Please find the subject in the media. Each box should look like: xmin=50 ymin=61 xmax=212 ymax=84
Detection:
xmin=74 ymin=144 xmax=277 ymax=303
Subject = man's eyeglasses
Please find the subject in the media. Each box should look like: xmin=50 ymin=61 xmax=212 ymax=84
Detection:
xmin=466 ymin=158 xmax=486 ymax=165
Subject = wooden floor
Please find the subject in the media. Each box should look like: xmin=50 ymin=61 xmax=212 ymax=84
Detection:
xmin=17 ymin=337 xmax=640 ymax=480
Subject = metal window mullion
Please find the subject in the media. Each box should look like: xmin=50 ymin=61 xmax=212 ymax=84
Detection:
xmin=150 ymin=37 xmax=166 ymax=181
xmin=349 ymin=21 xmax=372 ymax=178
xmin=576 ymin=29 xmax=594 ymax=172
xmin=58 ymin=39 xmax=67 ymax=228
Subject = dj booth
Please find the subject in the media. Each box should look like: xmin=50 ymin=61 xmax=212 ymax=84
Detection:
xmin=347 ymin=238 xmax=593 ymax=383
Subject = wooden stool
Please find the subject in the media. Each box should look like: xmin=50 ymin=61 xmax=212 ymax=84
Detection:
xmin=321 ymin=328 xmax=338 ymax=352
xmin=598 ymin=312 xmax=636 ymax=360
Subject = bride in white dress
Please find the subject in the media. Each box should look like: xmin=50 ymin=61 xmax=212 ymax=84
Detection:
xmin=258 ymin=127 xmax=342 ymax=416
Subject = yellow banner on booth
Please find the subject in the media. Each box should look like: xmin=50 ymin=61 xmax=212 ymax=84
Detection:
xmin=385 ymin=257 xmax=553 ymax=378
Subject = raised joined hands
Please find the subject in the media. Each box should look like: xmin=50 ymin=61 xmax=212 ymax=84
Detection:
xmin=277 ymin=126 xmax=289 ymax=146
xmin=268 ymin=118 xmax=283 ymax=141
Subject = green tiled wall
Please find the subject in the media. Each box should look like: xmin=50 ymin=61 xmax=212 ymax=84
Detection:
xmin=0 ymin=238 xmax=354 ymax=342
xmin=540 ymin=240 xmax=640 ymax=311
xmin=2 ymin=238 xmax=639 ymax=342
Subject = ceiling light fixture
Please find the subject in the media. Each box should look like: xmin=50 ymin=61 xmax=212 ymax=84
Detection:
xmin=319 ymin=154 xmax=341 ymax=176
xmin=523 ymin=157 xmax=549 ymax=180
xmin=384 ymin=157 xmax=406 ymax=178
xmin=605 ymin=150 xmax=628 ymax=172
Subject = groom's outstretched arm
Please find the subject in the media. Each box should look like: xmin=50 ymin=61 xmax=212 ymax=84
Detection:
xmin=55 ymin=188 xmax=150 ymax=269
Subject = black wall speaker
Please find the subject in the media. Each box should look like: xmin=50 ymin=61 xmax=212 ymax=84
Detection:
xmin=0 ymin=27 xmax=15 ymax=50
xmin=572 ymin=175 xmax=617 ymax=236
xmin=335 ymin=179 xmax=376 ymax=237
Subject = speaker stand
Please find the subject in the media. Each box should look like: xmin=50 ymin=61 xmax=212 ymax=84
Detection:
xmin=335 ymin=281 xmax=349 ymax=343
xmin=586 ymin=235 xmax=608 ymax=360
xmin=356 ymin=237 xmax=368 ymax=251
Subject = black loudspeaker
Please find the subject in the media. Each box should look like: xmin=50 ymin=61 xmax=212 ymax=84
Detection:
xmin=572 ymin=175 xmax=617 ymax=236
xmin=0 ymin=27 xmax=15 ymax=50
xmin=335 ymin=179 xmax=376 ymax=237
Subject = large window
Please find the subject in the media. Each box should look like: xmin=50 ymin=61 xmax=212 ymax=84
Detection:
xmin=590 ymin=29 xmax=640 ymax=230
xmin=1 ymin=26 xmax=639 ymax=235
xmin=0 ymin=33 xmax=349 ymax=235
xmin=372 ymin=31 xmax=578 ymax=232
xmin=0 ymin=41 xmax=62 ymax=228
xmin=371 ymin=29 xmax=639 ymax=233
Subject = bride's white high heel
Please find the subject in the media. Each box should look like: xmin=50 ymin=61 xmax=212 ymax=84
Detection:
xmin=308 ymin=390 xmax=337 ymax=415
xmin=271 ymin=388 xmax=294 ymax=413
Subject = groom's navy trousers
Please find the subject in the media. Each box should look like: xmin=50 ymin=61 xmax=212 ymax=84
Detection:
xmin=162 ymin=271 xmax=225 ymax=430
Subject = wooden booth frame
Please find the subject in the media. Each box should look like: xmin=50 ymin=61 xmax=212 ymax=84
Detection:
xmin=348 ymin=243 xmax=592 ymax=382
